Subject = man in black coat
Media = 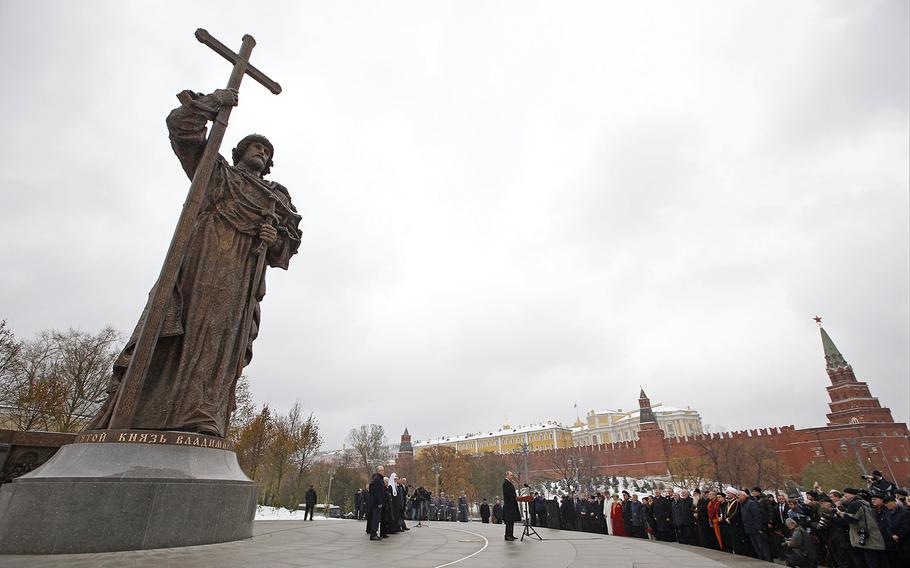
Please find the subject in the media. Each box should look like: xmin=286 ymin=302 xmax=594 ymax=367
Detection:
xmin=561 ymin=492 xmax=577 ymax=531
xmin=548 ymin=495 xmax=562 ymax=529
xmin=577 ymin=495 xmax=590 ymax=532
xmin=885 ymin=494 xmax=910 ymax=567
xmin=534 ymin=493 xmax=549 ymax=528
xmin=502 ymin=471 xmax=520 ymax=541
xmin=694 ymin=489 xmax=710 ymax=547
xmin=367 ymin=465 xmax=385 ymax=541
xmin=480 ymin=498 xmax=491 ymax=523
xmin=672 ymin=491 xmax=694 ymax=544
xmin=742 ymin=491 xmax=769 ymax=560
xmin=304 ymin=484 xmax=317 ymax=521
xmin=652 ymin=490 xmax=674 ymax=542
xmin=492 ymin=498 xmax=503 ymax=524
xmin=354 ymin=489 xmax=363 ymax=520
xmin=621 ymin=491 xmax=633 ymax=536
xmin=629 ymin=494 xmax=646 ymax=538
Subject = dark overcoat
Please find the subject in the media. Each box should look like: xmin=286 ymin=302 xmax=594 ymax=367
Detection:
xmin=368 ymin=473 xmax=385 ymax=509
xmin=502 ymin=479 xmax=521 ymax=523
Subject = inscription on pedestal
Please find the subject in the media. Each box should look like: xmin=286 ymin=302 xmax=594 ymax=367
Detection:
xmin=76 ymin=430 xmax=234 ymax=451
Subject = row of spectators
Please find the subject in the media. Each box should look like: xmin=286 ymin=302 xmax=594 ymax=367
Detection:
xmin=534 ymin=470 xmax=908 ymax=568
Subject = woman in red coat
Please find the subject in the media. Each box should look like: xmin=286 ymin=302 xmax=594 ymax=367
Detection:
xmin=610 ymin=494 xmax=627 ymax=536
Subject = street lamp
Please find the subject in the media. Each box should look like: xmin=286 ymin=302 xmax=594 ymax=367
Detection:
xmin=840 ymin=438 xmax=868 ymax=476
xmin=862 ymin=440 xmax=897 ymax=484
xmin=324 ymin=467 xmax=335 ymax=518
xmin=432 ymin=462 xmax=441 ymax=497
xmin=512 ymin=442 xmax=531 ymax=487
xmin=840 ymin=437 xmax=895 ymax=481
xmin=567 ymin=455 xmax=582 ymax=493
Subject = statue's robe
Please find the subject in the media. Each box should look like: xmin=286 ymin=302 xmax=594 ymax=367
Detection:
xmin=88 ymin=93 xmax=301 ymax=437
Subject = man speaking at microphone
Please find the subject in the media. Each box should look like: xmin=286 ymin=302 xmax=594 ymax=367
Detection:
xmin=502 ymin=471 xmax=520 ymax=541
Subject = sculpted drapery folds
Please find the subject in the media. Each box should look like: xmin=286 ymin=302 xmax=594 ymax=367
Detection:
xmin=88 ymin=90 xmax=301 ymax=438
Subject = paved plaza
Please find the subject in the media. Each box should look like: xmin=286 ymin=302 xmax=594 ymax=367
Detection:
xmin=0 ymin=519 xmax=773 ymax=568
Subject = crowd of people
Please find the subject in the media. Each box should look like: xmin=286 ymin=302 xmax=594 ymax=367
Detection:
xmin=515 ymin=470 xmax=908 ymax=568
xmin=348 ymin=466 xmax=908 ymax=567
xmin=355 ymin=466 xmax=412 ymax=540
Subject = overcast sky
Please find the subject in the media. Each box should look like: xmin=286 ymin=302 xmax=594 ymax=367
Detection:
xmin=1 ymin=1 xmax=907 ymax=450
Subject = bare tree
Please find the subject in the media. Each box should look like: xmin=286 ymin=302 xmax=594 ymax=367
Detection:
xmin=347 ymin=424 xmax=388 ymax=478
xmin=47 ymin=327 xmax=120 ymax=432
xmin=691 ymin=426 xmax=728 ymax=489
xmin=667 ymin=454 xmax=711 ymax=489
xmin=3 ymin=331 xmax=59 ymax=431
xmin=291 ymin=408 xmax=323 ymax=504
xmin=267 ymin=404 xmax=302 ymax=506
xmin=0 ymin=324 xmax=121 ymax=432
xmin=0 ymin=320 xmax=21 ymax=394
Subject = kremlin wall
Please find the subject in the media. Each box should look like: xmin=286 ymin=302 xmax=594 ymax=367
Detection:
xmin=398 ymin=325 xmax=910 ymax=486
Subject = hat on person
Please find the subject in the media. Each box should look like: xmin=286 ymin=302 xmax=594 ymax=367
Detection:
xmin=871 ymin=470 xmax=883 ymax=477
xmin=882 ymin=494 xmax=896 ymax=503
xmin=828 ymin=490 xmax=843 ymax=498
xmin=752 ymin=487 xmax=762 ymax=494
xmin=843 ymin=487 xmax=861 ymax=495
xmin=818 ymin=495 xmax=832 ymax=503
xmin=896 ymin=488 xmax=908 ymax=497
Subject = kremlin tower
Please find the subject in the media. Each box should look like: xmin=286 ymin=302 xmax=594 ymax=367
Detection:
xmin=396 ymin=427 xmax=414 ymax=468
xmin=819 ymin=324 xmax=895 ymax=425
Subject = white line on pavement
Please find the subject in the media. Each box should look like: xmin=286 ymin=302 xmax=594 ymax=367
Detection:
xmin=428 ymin=525 xmax=489 ymax=568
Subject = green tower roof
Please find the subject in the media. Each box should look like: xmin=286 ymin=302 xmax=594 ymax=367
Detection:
xmin=820 ymin=327 xmax=851 ymax=371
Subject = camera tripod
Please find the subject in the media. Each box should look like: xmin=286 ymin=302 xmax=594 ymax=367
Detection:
xmin=520 ymin=501 xmax=541 ymax=541
xmin=413 ymin=501 xmax=428 ymax=528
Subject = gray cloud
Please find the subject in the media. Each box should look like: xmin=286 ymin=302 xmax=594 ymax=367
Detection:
xmin=0 ymin=1 xmax=906 ymax=449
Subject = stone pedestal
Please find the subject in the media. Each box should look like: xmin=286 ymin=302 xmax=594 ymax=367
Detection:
xmin=0 ymin=430 xmax=257 ymax=554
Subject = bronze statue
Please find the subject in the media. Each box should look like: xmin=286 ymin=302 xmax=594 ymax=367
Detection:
xmin=88 ymin=31 xmax=298 ymax=438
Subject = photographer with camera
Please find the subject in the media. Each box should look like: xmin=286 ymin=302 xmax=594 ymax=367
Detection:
xmin=826 ymin=491 xmax=854 ymax=568
xmin=783 ymin=517 xmax=817 ymax=567
xmin=810 ymin=496 xmax=837 ymax=567
xmin=412 ymin=486 xmax=431 ymax=523
xmin=834 ymin=487 xmax=887 ymax=568
xmin=863 ymin=470 xmax=896 ymax=497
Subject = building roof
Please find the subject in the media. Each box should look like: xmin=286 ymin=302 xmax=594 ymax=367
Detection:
xmin=589 ymin=403 xmax=691 ymax=417
xmin=413 ymin=421 xmax=569 ymax=447
xmin=820 ymin=326 xmax=851 ymax=372
xmin=574 ymin=406 xmax=699 ymax=432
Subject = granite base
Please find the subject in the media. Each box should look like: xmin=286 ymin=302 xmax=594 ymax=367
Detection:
xmin=0 ymin=438 xmax=257 ymax=554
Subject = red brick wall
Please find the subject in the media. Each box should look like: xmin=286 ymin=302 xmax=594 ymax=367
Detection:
xmin=512 ymin=422 xmax=910 ymax=487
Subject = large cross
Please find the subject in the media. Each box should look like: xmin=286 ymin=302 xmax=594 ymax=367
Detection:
xmin=108 ymin=29 xmax=282 ymax=429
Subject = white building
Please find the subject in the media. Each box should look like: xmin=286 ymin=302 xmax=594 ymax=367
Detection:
xmin=413 ymin=421 xmax=574 ymax=456
xmin=572 ymin=402 xmax=704 ymax=446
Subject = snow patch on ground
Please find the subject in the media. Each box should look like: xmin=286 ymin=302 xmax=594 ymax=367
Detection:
xmin=255 ymin=506 xmax=344 ymax=521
